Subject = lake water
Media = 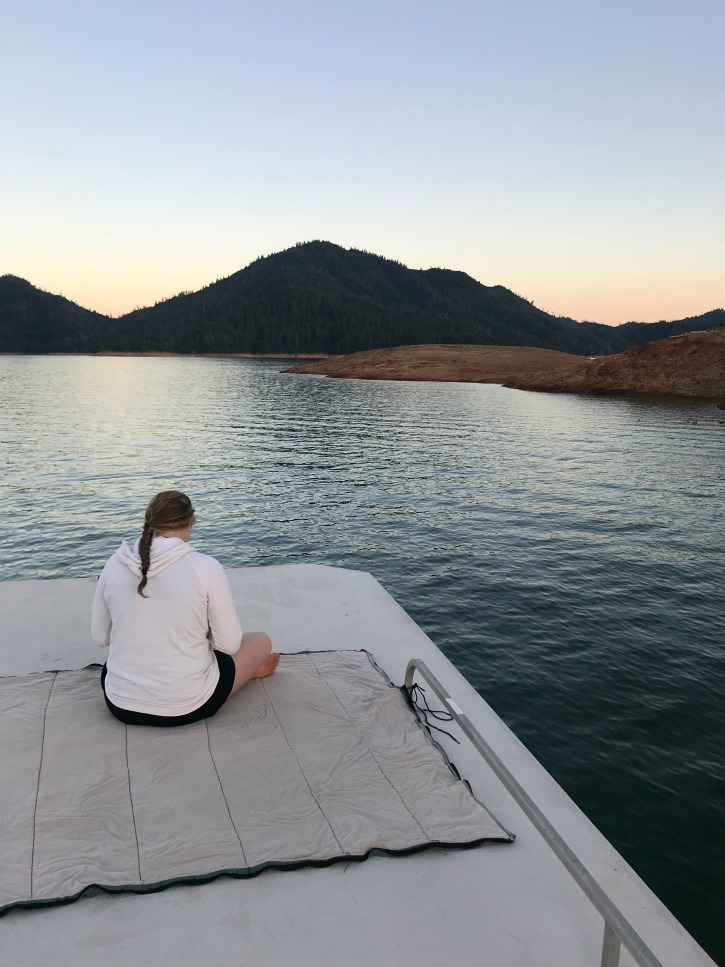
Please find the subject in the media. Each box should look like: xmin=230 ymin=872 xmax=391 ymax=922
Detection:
xmin=1 ymin=355 xmax=723 ymax=962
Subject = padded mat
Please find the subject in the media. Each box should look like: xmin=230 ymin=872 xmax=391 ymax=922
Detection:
xmin=0 ymin=650 xmax=513 ymax=913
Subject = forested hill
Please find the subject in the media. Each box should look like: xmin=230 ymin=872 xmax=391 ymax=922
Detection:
xmin=115 ymin=241 xmax=605 ymax=355
xmin=0 ymin=275 xmax=108 ymax=353
xmin=2 ymin=241 xmax=723 ymax=355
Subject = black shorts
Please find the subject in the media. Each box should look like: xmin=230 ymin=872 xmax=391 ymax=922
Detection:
xmin=100 ymin=650 xmax=236 ymax=728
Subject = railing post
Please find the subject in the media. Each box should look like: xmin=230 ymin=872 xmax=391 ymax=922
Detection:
xmin=601 ymin=923 xmax=622 ymax=967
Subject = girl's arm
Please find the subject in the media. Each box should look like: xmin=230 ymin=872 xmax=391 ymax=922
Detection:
xmin=91 ymin=566 xmax=112 ymax=647
xmin=203 ymin=558 xmax=244 ymax=655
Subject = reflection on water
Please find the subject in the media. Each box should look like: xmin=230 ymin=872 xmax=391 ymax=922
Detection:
xmin=1 ymin=355 xmax=724 ymax=961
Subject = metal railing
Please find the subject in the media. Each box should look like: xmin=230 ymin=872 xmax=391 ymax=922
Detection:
xmin=404 ymin=659 xmax=665 ymax=967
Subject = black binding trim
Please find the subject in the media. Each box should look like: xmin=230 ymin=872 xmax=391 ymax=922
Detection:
xmin=0 ymin=831 xmax=514 ymax=918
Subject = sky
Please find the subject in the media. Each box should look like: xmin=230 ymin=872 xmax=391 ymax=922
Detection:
xmin=1 ymin=0 xmax=723 ymax=325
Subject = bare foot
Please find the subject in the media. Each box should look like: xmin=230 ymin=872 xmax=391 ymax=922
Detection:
xmin=250 ymin=652 xmax=280 ymax=680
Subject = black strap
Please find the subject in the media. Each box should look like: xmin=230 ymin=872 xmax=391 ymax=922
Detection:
xmin=403 ymin=683 xmax=460 ymax=744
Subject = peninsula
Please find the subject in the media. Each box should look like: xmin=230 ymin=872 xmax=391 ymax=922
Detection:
xmin=285 ymin=330 xmax=725 ymax=401
xmin=284 ymin=344 xmax=584 ymax=383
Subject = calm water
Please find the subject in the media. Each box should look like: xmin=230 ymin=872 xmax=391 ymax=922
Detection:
xmin=1 ymin=356 xmax=723 ymax=962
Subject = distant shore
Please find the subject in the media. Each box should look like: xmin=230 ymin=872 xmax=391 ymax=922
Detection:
xmin=94 ymin=351 xmax=327 ymax=359
xmin=5 ymin=339 xmax=723 ymax=402
xmin=0 ymin=351 xmax=328 ymax=358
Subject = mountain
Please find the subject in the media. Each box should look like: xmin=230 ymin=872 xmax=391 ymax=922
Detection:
xmin=0 ymin=275 xmax=108 ymax=353
xmin=2 ymin=241 xmax=723 ymax=355
xmin=106 ymin=241 xmax=608 ymax=355
xmin=505 ymin=328 xmax=725 ymax=399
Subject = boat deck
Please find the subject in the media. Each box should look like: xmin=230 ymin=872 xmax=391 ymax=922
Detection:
xmin=0 ymin=564 xmax=715 ymax=967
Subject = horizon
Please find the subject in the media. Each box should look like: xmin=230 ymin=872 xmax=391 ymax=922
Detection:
xmin=3 ymin=240 xmax=723 ymax=328
xmin=2 ymin=1 xmax=723 ymax=326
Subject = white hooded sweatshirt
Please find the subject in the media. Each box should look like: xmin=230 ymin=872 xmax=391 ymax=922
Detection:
xmin=92 ymin=537 xmax=243 ymax=715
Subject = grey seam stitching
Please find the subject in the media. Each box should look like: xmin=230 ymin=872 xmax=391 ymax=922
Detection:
xmin=260 ymin=679 xmax=346 ymax=855
xmin=308 ymin=654 xmax=429 ymax=841
xmin=125 ymin=725 xmax=142 ymax=883
xmin=205 ymin=720 xmax=247 ymax=865
xmin=30 ymin=672 xmax=57 ymax=899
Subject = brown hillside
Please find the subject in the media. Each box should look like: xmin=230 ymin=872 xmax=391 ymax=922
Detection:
xmin=505 ymin=328 xmax=725 ymax=399
xmin=285 ymin=344 xmax=582 ymax=383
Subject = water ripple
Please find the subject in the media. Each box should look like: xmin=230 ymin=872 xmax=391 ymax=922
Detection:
xmin=0 ymin=355 xmax=724 ymax=962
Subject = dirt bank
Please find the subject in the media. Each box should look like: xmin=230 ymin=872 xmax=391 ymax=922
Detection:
xmin=504 ymin=328 xmax=725 ymax=399
xmin=284 ymin=344 xmax=582 ymax=382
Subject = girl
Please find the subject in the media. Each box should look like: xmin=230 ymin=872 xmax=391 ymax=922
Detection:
xmin=92 ymin=490 xmax=279 ymax=726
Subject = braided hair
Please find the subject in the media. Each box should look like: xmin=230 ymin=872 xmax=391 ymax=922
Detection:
xmin=136 ymin=490 xmax=195 ymax=597
xmin=136 ymin=521 xmax=154 ymax=597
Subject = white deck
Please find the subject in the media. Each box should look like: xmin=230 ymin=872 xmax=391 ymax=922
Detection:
xmin=0 ymin=564 xmax=716 ymax=967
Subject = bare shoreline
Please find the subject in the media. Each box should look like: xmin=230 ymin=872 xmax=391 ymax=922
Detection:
xmin=285 ymin=343 xmax=583 ymax=384
xmin=284 ymin=338 xmax=725 ymax=402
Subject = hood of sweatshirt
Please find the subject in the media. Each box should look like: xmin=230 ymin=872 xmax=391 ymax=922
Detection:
xmin=116 ymin=536 xmax=195 ymax=578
